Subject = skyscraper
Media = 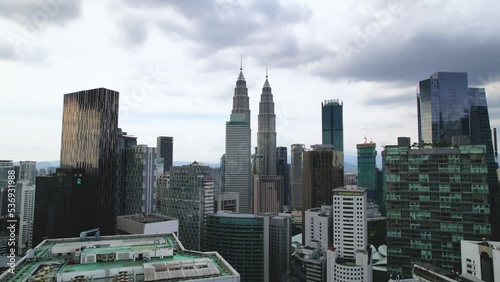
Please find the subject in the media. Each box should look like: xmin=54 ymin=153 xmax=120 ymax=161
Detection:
xmin=160 ymin=162 xmax=214 ymax=251
xmin=357 ymin=142 xmax=377 ymax=200
xmin=302 ymin=145 xmax=344 ymax=213
xmin=16 ymin=180 xmax=35 ymax=255
xmin=60 ymin=88 xmax=119 ymax=235
xmin=224 ymin=66 xmax=252 ymax=213
xmin=383 ymin=141 xmax=491 ymax=277
xmin=254 ymin=73 xmax=284 ymax=214
xmin=116 ymin=128 xmax=137 ymax=216
xmin=157 ymin=136 xmax=173 ymax=172
xmin=123 ymin=145 xmax=157 ymax=214
xmin=291 ymin=144 xmax=305 ymax=210
xmin=322 ymin=99 xmax=343 ymax=152
xmin=19 ymin=161 xmax=36 ymax=184
xmin=417 ymin=72 xmax=499 ymax=240
xmin=277 ymin=146 xmax=290 ymax=205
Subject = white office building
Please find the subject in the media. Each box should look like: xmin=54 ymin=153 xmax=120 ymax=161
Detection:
xmin=461 ymin=240 xmax=500 ymax=282
xmin=329 ymin=186 xmax=372 ymax=282
xmin=305 ymin=205 xmax=332 ymax=249
xmin=17 ymin=180 xmax=36 ymax=255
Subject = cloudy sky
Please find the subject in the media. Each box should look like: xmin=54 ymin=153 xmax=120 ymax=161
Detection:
xmin=2 ymin=0 xmax=500 ymax=164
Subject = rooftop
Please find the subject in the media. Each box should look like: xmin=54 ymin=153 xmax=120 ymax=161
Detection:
xmin=119 ymin=213 xmax=177 ymax=224
xmin=0 ymin=233 xmax=239 ymax=282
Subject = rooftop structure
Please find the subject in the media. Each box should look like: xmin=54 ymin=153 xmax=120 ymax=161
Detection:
xmin=117 ymin=214 xmax=179 ymax=235
xmin=0 ymin=233 xmax=239 ymax=282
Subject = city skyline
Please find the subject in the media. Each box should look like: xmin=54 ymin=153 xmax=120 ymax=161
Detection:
xmin=2 ymin=1 xmax=500 ymax=163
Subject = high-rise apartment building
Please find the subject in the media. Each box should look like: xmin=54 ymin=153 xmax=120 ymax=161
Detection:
xmin=291 ymin=144 xmax=305 ymax=210
xmin=123 ymin=145 xmax=157 ymax=214
xmin=60 ymin=88 xmax=119 ymax=235
xmin=225 ymin=67 xmax=252 ymax=213
xmin=16 ymin=180 xmax=35 ymax=255
xmin=383 ymin=142 xmax=491 ymax=277
xmin=322 ymin=99 xmax=344 ymax=152
xmin=19 ymin=161 xmax=36 ymax=184
xmin=417 ymin=72 xmax=499 ymax=240
xmin=160 ymin=162 xmax=214 ymax=251
xmin=157 ymin=136 xmax=173 ymax=172
xmin=328 ymin=186 xmax=372 ymax=282
xmin=357 ymin=142 xmax=377 ymax=200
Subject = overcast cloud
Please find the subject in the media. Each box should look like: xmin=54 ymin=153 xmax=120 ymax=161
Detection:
xmin=1 ymin=0 xmax=499 ymax=163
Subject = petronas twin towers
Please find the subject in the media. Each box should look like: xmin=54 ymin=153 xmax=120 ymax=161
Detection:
xmin=224 ymin=64 xmax=283 ymax=214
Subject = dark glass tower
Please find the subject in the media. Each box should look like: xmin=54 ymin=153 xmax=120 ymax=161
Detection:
xmin=157 ymin=136 xmax=173 ymax=172
xmin=60 ymin=88 xmax=119 ymax=235
xmin=417 ymin=72 xmax=499 ymax=240
xmin=276 ymin=147 xmax=290 ymax=205
xmin=322 ymin=99 xmax=343 ymax=152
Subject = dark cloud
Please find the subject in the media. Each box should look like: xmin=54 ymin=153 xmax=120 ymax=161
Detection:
xmin=0 ymin=1 xmax=83 ymax=26
xmin=364 ymin=91 xmax=415 ymax=107
xmin=113 ymin=0 xmax=323 ymax=68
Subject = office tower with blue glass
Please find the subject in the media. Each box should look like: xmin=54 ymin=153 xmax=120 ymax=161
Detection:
xmin=417 ymin=72 xmax=499 ymax=240
xmin=157 ymin=136 xmax=173 ymax=172
xmin=322 ymin=99 xmax=343 ymax=152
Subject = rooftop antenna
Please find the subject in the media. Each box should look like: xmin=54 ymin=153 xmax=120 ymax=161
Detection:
xmin=266 ymin=64 xmax=268 ymax=78
xmin=240 ymin=55 xmax=243 ymax=71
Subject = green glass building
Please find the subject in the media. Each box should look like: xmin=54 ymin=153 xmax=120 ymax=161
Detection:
xmin=383 ymin=143 xmax=491 ymax=277
xmin=357 ymin=142 xmax=377 ymax=200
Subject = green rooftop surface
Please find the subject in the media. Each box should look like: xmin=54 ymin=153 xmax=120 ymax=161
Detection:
xmin=1 ymin=234 xmax=234 ymax=281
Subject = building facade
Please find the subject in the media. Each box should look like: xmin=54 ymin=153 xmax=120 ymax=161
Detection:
xmin=205 ymin=211 xmax=291 ymax=282
xmin=254 ymin=74 xmax=284 ymax=214
xmin=123 ymin=145 xmax=157 ymax=214
xmin=214 ymin=192 xmax=239 ymax=212
xmin=225 ymin=67 xmax=252 ymax=213
xmin=417 ymin=72 xmax=499 ymax=240
xmin=328 ymin=186 xmax=372 ymax=282
xmin=157 ymin=136 xmax=173 ymax=172
xmin=291 ymin=144 xmax=305 ymax=210
xmin=17 ymin=180 xmax=35 ymax=255
xmin=277 ymin=146 xmax=290 ymax=205
xmin=383 ymin=142 xmax=491 ymax=277
xmin=322 ymin=99 xmax=343 ymax=152
xmin=357 ymin=142 xmax=377 ymax=200
xmin=116 ymin=128 xmax=138 ymax=216
xmin=302 ymin=145 xmax=344 ymax=216
xmin=461 ymin=240 xmax=499 ymax=282
xmin=304 ymin=205 xmax=332 ymax=250
xmin=19 ymin=161 xmax=36 ymax=184
xmin=160 ymin=162 xmax=214 ymax=251
xmin=60 ymin=88 xmax=119 ymax=235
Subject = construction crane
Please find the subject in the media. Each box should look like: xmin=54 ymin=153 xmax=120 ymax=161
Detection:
xmin=80 ymin=228 xmax=101 ymax=241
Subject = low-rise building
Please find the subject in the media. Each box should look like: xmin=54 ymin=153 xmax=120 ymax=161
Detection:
xmin=117 ymin=213 xmax=178 ymax=235
xmin=0 ymin=233 xmax=240 ymax=281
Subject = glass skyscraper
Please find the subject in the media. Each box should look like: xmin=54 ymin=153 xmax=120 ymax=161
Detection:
xmin=60 ymin=88 xmax=119 ymax=235
xmin=357 ymin=142 xmax=377 ymax=200
xmin=417 ymin=72 xmax=499 ymax=240
xmin=322 ymin=99 xmax=343 ymax=152
xmin=157 ymin=136 xmax=173 ymax=172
